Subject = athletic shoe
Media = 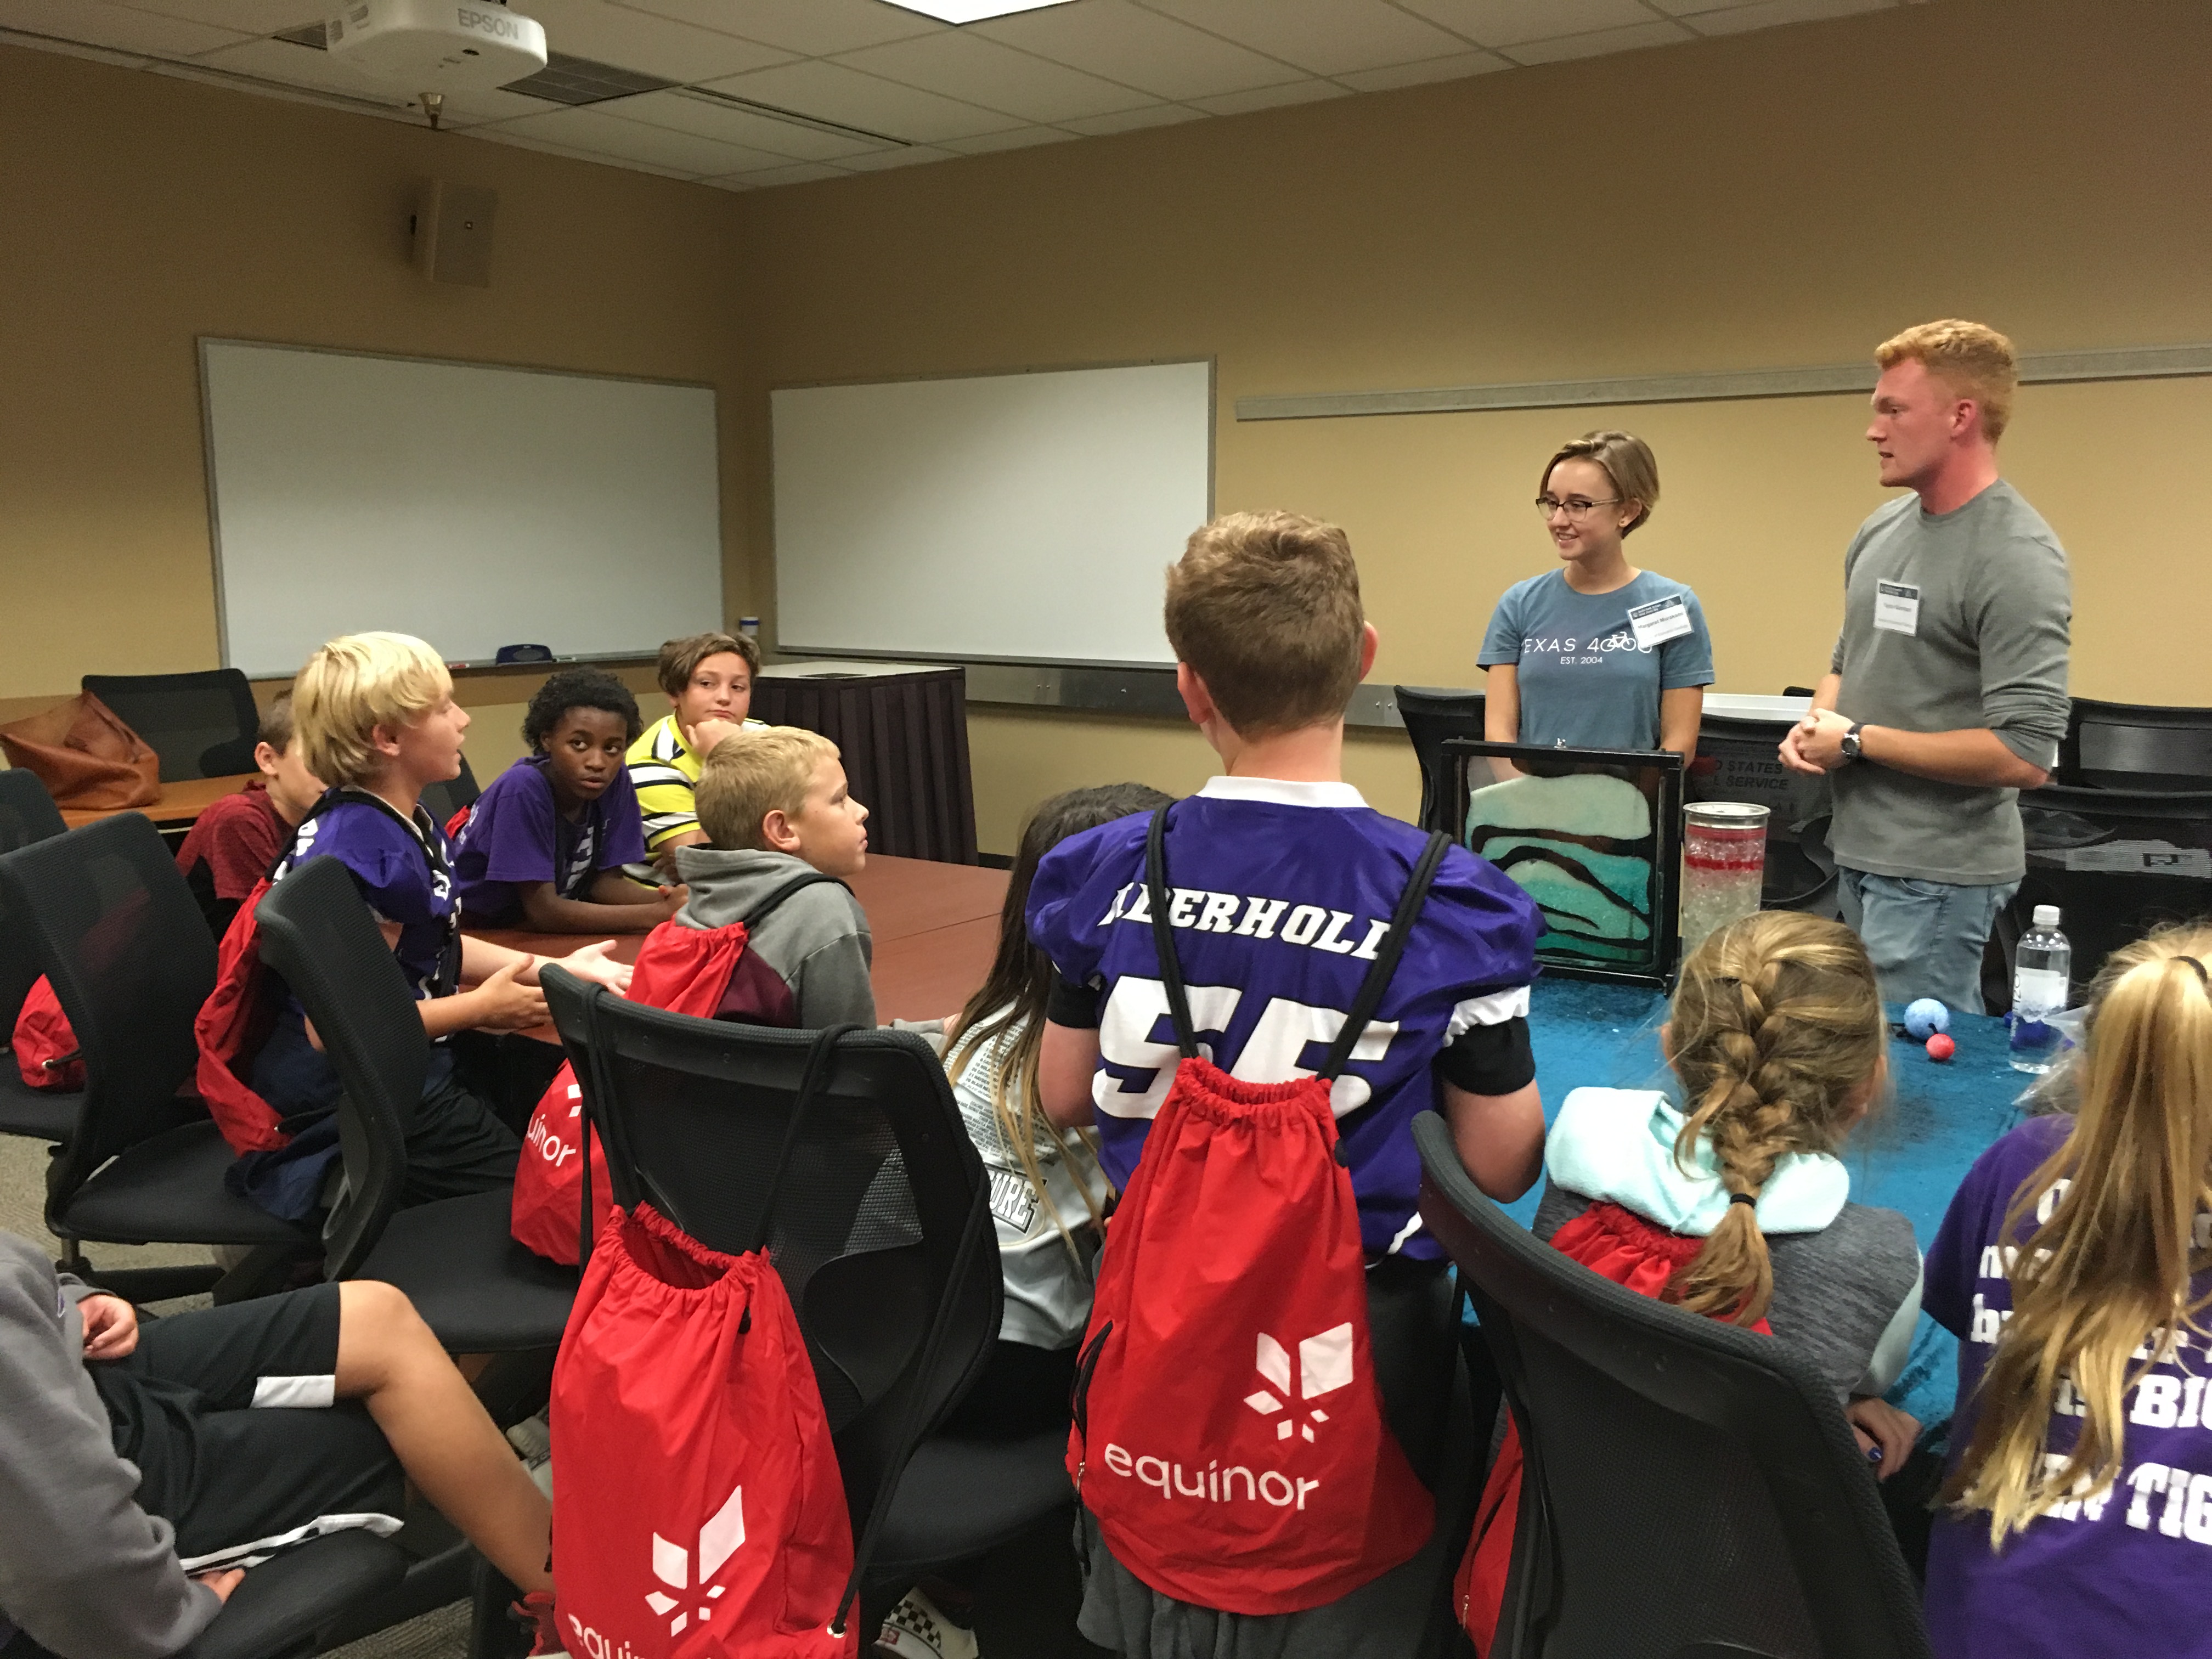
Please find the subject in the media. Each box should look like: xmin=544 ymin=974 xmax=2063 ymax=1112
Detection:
xmin=877 ymin=1588 xmax=978 ymax=1659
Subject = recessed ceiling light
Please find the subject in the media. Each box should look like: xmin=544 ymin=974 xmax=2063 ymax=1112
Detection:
xmin=876 ymin=0 xmax=1080 ymax=22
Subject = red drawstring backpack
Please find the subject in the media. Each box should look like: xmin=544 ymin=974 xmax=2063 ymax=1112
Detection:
xmin=551 ymin=1019 xmax=866 ymax=1659
xmin=1453 ymin=1200 xmax=1775 ymax=1652
xmin=1066 ymin=806 xmax=1448 ymax=1616
xmin=11 ymin=978 xmax=82 ymax=1092
xmin=511 ymin=872 xmax=838 ymax=1266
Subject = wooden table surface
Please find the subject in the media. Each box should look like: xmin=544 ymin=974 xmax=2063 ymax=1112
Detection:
xmin=58 ymin=774 xmax=256 ymax=829
xmin=470 ymin=852 xmax=1009 ymax=1031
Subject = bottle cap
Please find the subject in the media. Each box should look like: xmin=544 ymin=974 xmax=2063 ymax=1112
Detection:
xmin=2033 ymin=905 xmax=2061 ymax=927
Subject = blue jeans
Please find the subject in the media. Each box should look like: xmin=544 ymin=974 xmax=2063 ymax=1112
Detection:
xmin=1838 ymin=867 xmax=2019 ymax=1013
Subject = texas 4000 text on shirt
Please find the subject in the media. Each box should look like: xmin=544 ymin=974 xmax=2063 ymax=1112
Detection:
xmin=1027 ymin=777 xmax=1541 ymax=1261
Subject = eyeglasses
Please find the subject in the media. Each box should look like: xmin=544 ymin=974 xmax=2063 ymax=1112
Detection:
xmin=1535 ymin=495 xmax=1622 ymax=520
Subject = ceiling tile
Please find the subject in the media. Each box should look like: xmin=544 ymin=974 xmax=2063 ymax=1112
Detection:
xmin=1190 ymin=78 xmax=1347 ymax=117
xmin=1335 ymin=48 xmax=1511 ymax=92
xmin=715 ymin=160 xmax=855 ymax=186
xmin=602 ymin=88 xmax=889 ymax=160
xmin=610 ymin=0 xmax=946 ymax=57
xmin=938 ymin=123 xmax=1076 ymax=153
xmin=1138 ymin=0 xmax=1473 ymax=77
xmin=700 ymin=58 xmax=1026 ymax=143
xmin=972 ymin=0 xmax=1300 ymax=100
xmin=837 ymin=143 xmax=961 ymax=170
xmin=1059 ymin=101 xmax=1205 ymax=135
xmin=1672 ymin=0 xmax=1891 ymax=32
xmin=469 ymin=123 xmax=634 ymax=166
xmin=832 ymin=30 xmax=1154 ymax=123
xmin=485 ymin=104 xmax=794 ymax=173
xmin=1391 ymin=0 xmax=1660 ymax=49
xmin=507 ymin=0 xmax=797 ymax=82
xmin=0 ymin=0 xmax=250 ymax=58
xmin=1502 ymin=17 xmax=1696 ymax=62
xmin=431 ymin=85 xmax=564 ymax=126
xmin=112 ymin=0 xmax=329 ymax=30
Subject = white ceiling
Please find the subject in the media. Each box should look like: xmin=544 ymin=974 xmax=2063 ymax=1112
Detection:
xmin=2 ymin=0 xmax=1934 ymax=191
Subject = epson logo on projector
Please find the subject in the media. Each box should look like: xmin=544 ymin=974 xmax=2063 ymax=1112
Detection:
xmin=457 ymin=5 xmax=522 ymax=40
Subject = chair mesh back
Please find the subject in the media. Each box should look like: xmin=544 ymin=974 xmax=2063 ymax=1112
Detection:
xmin=419 ymin=754 xmax=481 ymax=831
xmin=0 ymin=815 xmax=218 ymax=1190
xmin=1412 ymin=1115 xmax=1929 ymax=1659
xmin=83 ymin=669 xmax=259 ymax=783
xmin=0 ymin=770 xmax=66 ymax=854
xmin=253 ymin=855 xmax=428 ymax=1279
xmin=545 ymin=974 xmax=1000 ymax=1526
xmin=1393 ymin=686 xmax=1487 ymax=832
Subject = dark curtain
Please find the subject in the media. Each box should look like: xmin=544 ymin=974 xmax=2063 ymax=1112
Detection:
xmin=750 ymin=668 xmax=979 ymax=865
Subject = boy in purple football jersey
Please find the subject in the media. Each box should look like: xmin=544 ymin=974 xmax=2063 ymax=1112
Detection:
xmin=239 ymin=634 xmax=632 ymax=1219
xmin=1027 ymin=511 xmax=1547 ymax=1656
xmin=453 ymin=668 xmax=678 ymax=932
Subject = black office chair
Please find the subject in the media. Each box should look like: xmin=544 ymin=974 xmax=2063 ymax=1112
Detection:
xmin=543 ymin=972 xmax=1071 ymax=1631
xmin=1393 ymin=686 xmax=1487 ymax=833
xmin=421 ymin=754 xmax=482 ymax=833
xmin=251 ymin=854 xmax=579 ymax=1351
xmin=1 ymin=815 xmax=307 ymax=1301
xmin=0 ymin=772 xmax=79 ymax=1143
xmin=1413 ymin=1114 xmax=1931 ymax=1659
xmin=2056 ymin=697 xmax=2212 ymax=792
xmin=82 ymin=669 xmax=260 ymax=785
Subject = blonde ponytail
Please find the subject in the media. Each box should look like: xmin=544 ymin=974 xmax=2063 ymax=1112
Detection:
xmin=1948 ymin=927 xmax=2212 ymax=1542
xmin=1662 ymin=913 xmax=1887 ymax=1326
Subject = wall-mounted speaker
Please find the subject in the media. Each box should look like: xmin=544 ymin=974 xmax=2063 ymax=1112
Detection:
xmin=412 ymin=179 xmax=497 ymax=287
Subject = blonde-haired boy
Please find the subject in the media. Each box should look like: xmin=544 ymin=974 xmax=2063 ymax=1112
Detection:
xmin=225 ymin=632 xmax=631 ymax=1219
xmin=1782 ymin=320 xmax=2072 ymax=1011
xmin=1024 ymin=510 xmax=1548 ymax=1643
xmin=674 ymin=725 xmax=876 ymax=1028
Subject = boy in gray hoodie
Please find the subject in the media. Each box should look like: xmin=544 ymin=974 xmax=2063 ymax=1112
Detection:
xmin=672 ymin=725 xmax=877 ymax=1028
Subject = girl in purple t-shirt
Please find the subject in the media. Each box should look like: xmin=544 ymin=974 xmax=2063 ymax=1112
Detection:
xmin=1923 ymin=921 xmax=2212 ymax=1659
xmin=453 ymin=668 xmax=680 ymax=932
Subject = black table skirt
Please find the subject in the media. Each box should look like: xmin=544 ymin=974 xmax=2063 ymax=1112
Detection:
xmin=750 ymin=668 xmax=979 ymax=865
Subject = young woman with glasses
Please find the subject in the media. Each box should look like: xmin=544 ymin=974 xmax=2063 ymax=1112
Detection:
xmin=1479 ymin=430 xmax=1713 ymax=761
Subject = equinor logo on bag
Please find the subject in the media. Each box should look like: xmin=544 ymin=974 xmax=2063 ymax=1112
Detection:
xmin=1243 ymin=1322 xmax=1354 ymax=1443
xmin=646 ymin=1485 xmax=746 ymax=1635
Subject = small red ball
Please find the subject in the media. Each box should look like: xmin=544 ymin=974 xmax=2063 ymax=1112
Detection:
xmin=1925 ymin=1034 xmax=1956 ymax=1062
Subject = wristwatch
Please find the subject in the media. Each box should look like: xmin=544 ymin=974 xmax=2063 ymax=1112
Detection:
xmin=1839 ymin=723 xmax=1866 ymax=762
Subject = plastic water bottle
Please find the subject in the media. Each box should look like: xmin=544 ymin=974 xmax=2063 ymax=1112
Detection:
xmin=2011 ymin=905 xmax=2072 ymax=1074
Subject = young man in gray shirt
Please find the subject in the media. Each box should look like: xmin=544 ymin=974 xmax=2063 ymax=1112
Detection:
xmin=1781 ymin=320 xmax=2070 ymax=1011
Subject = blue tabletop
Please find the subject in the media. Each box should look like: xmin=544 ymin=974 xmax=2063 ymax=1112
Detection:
xmin=1513 ymin=976 xmax=2033 ymax=1431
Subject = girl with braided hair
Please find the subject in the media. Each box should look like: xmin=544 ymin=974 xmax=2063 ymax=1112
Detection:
xmin=1458 ymin=913 xmax=1922 ymax=1651
xmin=1920 ymin=922 xmax=2212 ymax=1659
xmin=1532 ymin=910 xmax=1923 ymax=1428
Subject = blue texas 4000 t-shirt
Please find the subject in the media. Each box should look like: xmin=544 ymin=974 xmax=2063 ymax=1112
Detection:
xmin=1480 ymin=568 xmax=1714 ymax=751
xmin=1026 ymin=778 xmax=1541 ymax=1261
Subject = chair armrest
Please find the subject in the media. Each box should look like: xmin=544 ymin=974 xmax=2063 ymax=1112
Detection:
xmin=175 ymin=1533 xmax=408 ymax=1659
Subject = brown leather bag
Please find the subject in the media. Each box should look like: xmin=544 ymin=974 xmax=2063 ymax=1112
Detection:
xmin=0 ymin=693 xmax=161 ymax=809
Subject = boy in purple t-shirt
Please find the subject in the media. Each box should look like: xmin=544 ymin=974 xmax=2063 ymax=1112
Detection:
xmin=453 ymin=668 xmax=678 ymax=932
xmin=1027 ymin=511 xmax=1547 ymax=1656
xmin=239 ymin=634 xmax=633 ymax=1220
xmin=1922 ymin=924 xmax=2212 ymax=1659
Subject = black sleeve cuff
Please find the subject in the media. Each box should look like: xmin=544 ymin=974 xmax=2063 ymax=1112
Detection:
xmin=1047 ymin=972 xmax=1102 ymax=1030
xmin=1437 ymin=1015 xmax=1535 ymax=1096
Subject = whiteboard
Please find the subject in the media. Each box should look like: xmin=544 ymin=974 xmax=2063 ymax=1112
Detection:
xmin=201 ymin=341 xmax=722 ymax=677
xmin=772 ymin=361 xmax=1211 ymax=665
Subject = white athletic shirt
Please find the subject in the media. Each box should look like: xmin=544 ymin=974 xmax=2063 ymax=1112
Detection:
xmin=950 ymin=1015 xmax=1113 ymax=1350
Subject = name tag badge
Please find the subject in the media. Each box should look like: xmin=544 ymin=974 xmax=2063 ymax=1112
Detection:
xmin=1874 ymin=580 xmax=1921 ymax=636
xmin=1626 ymin=595 xmax=1694 ymax=650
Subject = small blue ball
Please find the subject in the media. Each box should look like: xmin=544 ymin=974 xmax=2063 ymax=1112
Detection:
xmin=1904 ymin=998 xmax=1950 ymax=1039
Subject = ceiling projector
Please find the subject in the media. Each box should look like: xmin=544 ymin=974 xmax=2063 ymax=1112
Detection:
xmin=324 ymin=0 xmax=547 ymax=93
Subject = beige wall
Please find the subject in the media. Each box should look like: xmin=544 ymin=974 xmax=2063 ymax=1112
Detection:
xmin=0 ymin=42 xmax=746 ymax=723
xmin=730 ymin=0 xmax=2212 ymax=849
xmin=9 ymin=1 xmax=2211 ymax=852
